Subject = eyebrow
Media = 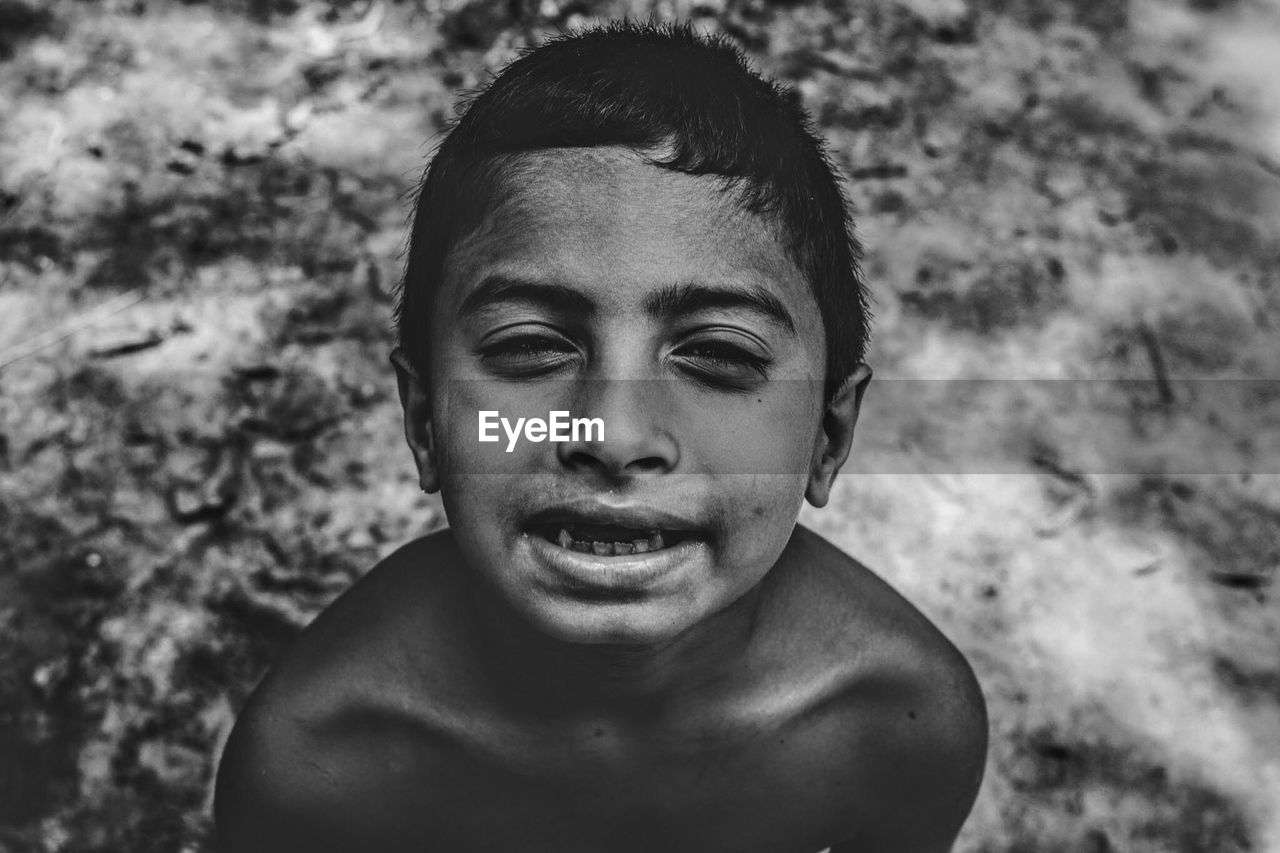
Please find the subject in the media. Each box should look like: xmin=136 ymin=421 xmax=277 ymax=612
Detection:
xmin=457 ymin=275 xmax=598 ymax=320
xmin=457 ymin=275 xmax=797 ymax=335
xmin=644 ymin=282 xmax=797 ymax=335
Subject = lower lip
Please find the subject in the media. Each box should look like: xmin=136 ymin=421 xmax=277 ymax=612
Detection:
xmin=523 ymin=532 xmax=704 ymax=595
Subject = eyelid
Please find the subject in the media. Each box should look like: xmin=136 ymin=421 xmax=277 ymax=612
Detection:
xmin=674 ymin=326 xmax=773 ymax=357
xmin=668 ymin=328 xmax=774 ymax=389
xmin=478 ymin=320 xmax=571 ymax=345
xmin=475 ymin=331 xmax=581 ymax=379
xmin=671 ymin=350 xmax=771 ymax=392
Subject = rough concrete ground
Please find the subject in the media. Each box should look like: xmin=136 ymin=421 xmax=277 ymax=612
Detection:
xmin=1 ymin=0 xmax=1278 ymax=850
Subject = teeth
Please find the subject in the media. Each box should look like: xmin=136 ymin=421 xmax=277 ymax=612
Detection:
xmin=548 ymin=527 xmax=674 ymax=555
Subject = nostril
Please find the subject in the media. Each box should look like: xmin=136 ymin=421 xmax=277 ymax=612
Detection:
xmin=562 ymin=450 xmax=670 ymax=477
xmin=627 ymin=455 xmax=667 ymax=473
xmin=565 ymin=450 xmax=606 ymax=472
xmin=555 ymin=415 xmax=680 ymax=476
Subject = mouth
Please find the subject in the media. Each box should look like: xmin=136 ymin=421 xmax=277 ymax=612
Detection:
xmin=521 ymin=504 xmax=709 ymax=600
xmin=529 ymin=522 xmax=692 ymax=556
xmin=523 ymin=502 xmax=703 ymax=559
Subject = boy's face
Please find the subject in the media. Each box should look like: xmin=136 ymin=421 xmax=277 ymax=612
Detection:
xmin=396 ymin=147 xmax=867 ymax=645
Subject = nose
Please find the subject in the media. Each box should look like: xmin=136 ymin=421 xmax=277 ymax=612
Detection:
xmin=555 ymin=379 xmax=679 ymax=479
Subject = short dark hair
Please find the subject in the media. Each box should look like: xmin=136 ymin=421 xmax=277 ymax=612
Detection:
xmin=395 ymin=21 xmax=870 ymax=399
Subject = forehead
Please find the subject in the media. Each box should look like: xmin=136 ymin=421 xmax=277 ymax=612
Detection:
xmin=441 ymin=147 xmax=818 ymax=318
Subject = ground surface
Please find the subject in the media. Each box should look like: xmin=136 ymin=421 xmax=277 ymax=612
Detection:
xmin=1 ymin=0 xmax=1278 ymax=850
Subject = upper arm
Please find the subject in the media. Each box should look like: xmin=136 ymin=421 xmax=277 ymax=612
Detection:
xmin=213 ymin=703 xmax=320 ymax=853
xmin=213 ymin=695 xmax=364 ymax=853
xmin=831 ymin=646 xmax=988 ymax=853
xmin=214 ymin=539 xmax=459 ymax=853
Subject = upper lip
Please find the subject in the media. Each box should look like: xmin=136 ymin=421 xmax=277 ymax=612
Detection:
xmin=524 ymin=500 xmax=701 ymax=532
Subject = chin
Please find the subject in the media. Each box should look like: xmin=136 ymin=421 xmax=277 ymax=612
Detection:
xmin=521 ymin=592 xmax=707 ymax=647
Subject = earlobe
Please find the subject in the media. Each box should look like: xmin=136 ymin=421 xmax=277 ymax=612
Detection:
xmin=805 ymin=364 xmax=872 ymax=508
xmin=390 ymin=348 xmax=441 ymax=494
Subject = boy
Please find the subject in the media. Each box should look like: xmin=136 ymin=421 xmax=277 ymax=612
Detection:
xmin=214 ymin=22 xmax=986 ymax=853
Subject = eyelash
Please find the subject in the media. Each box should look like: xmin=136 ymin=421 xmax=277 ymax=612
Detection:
xmin=476 ymin=333 xmax=773 ymax=386
xmin=676 ymin=341 xmax=768 ymax=370
xmin=477 ymin=333 xmax=579 ymax=376
xmin=672 ymin=340 xmax=772 ymax=388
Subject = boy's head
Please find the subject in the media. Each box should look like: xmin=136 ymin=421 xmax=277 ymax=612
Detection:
xmin=392 ymin=23 xmax=873 ymax=645
xmin=395 ymin=21 xmax=870 ymax=401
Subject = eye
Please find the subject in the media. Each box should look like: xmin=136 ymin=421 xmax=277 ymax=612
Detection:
xmin=672 ymin=336 xmax=772 ymax=390
xmin=476 ymin=329 xmax=580 ymax=378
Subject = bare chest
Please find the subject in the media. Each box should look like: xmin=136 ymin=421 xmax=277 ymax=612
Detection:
xmin=333 ymin=713 xmax=856 ymax=853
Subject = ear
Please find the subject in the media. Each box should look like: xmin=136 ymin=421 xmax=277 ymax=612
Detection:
xmin=390 ymin=348 xmax=440 ymax=494
xmin=806 ymin=364 xmax=872 ymax=508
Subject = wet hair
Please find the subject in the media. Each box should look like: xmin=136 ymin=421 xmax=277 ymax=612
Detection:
xmin=395 ymin=21 xmax=870 ymax=399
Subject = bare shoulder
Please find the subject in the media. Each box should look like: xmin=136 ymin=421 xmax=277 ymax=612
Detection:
xmin=780 ymin=526 xmax=988 ymax=852
xmin=213 ymin=530 xmax=466 ymax=853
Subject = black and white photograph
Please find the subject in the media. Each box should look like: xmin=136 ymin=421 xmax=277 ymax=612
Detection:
xmin=1 ymin=0 xmax=1277 ymax=850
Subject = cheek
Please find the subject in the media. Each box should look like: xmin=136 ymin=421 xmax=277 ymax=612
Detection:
xmin=439 ymin=476 xmax=507 ymax=544
xmin=430 ymin=380 xmax=537 ymax=535
xmin=432 ymin=379 xmax=551 ymax=480
xmin=683 ymin=389 xmax=822 ymax=477
xmin=710 ymin=475 xmax=808 ymax=569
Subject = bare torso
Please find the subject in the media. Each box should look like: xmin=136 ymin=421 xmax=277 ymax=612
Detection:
xmin=214 ymin=526 xmax=986 ymax=853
